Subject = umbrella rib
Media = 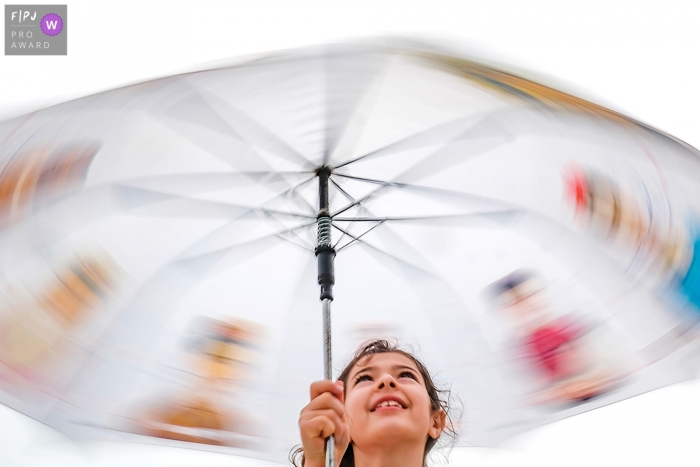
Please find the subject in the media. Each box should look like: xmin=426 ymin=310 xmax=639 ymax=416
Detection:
xmin=332 ymin=173 xmax=404 ymax=188
xmin=329 ymin=176 xmax=362 ymax=249
xmin=322 ymin=46 xmax=332 ymax=167
xmin=332 ymin=202 xmax=371 ymax=249
xmin=329 ymin=177 xmax=356 ymax=203
xmin=113 ymin=184 xmax=317 ymax=220
xmin=332 ymin=120 xmax=512 ymax=217
xmin=329 ymin=174 xmax=417 ymax=217
xmin=330 ymin=224 xmax=439 ymax=278
xmin=210 ymin=97 xmax=316 ymax=168
xmin=174 ymin=220 xmax=317 ymax=263
xmin=333 ymin=210 xmax=522 ymax=223
xmin=266 ymin=174 xmax=316 ymax=200
xmin=332 ymin=191 xmax=375 ymax=217
xmin=114 ymin=170 xmax=318 ymax=217
xmin=332 ymin=218 xmax=350 ymax=250
xmin=168 ymin=81 xmax=316 ymax=168
xmin=333 ymin=220 xmax=386 ymax=252
xmin=106 ymin=170 xmax=313 ymax=188
xmin=159 ymin=189 xmax=317 ymax=263
xmin=273 ymin=232 xmax=315 ymax=252
xmin=333 ymin=229 xmax=347 ymax=250
xmin=260 ymin=174 xmax=316 ymax=211
xmin=350 ymin=204 xmax=470 ymax=291
xmin=329 ymin=173 xmax=517 ymax=218
xmin=260 ymin=210 xmax=316 ymax=250
xmin=276 ymin=175 xmax=318 ymax=215
xmin=332 ymin=113 xmax=498 ymax=169
xmin=322 ymin=49 xmax=390 ymax=167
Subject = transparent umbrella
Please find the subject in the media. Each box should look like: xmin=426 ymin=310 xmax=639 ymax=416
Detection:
xmin=0 ymin=41 xmax=699 ymax=464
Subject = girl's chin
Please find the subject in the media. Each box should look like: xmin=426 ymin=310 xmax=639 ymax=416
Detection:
xmin=353 ymin=424 xmax=426 ymax=448
xmin=363 ymin=416 xmax=423 ymax=434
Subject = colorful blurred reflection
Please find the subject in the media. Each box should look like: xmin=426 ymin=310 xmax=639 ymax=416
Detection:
xmin=132 ymin=318 xmax=265 ymax=447
xmin=0 ymin=143 xmax=98 ymax=226
xmin=488 ymin=270 xmax=627 ymax=406
xmin=566 ymin=166 xmax=700 ymax=359
xmin=0 ymin=251 xmax=118 ymax=395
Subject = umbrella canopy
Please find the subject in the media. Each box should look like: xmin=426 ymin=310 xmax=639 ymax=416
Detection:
xmin=0 ymin=41 xmax=699 ymax=462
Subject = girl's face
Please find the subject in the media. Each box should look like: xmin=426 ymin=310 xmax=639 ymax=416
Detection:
xmin=343 ymin=352 xmax=444 ymax=452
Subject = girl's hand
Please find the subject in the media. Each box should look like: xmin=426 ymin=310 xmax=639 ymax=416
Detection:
xmin=298 ymin=380 xmax=350 ymax=467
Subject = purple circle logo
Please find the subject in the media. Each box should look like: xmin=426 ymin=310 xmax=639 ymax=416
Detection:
xmin=40 ymin=13 xmax=63 ymax=37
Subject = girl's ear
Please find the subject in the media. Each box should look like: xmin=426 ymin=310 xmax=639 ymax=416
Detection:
xmin=428 ymin=410 xmax=446 ymax=440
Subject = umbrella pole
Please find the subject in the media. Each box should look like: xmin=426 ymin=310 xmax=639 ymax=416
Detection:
xmin=316 ymin=167 xmax=336 ymax=467
xmin=322 ymin=297 xmax=334 ymax=467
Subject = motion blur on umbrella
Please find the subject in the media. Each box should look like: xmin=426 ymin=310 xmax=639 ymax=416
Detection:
xmin=1 ymin=40 xmax=700 ymax=463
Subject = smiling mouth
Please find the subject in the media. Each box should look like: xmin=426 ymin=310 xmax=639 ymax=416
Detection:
xmin=372 ymin=400 xmax=406 ymax=411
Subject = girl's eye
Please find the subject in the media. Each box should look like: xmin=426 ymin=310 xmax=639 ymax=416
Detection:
xmin=399 ymin=371 xmax=418 ymax=381
xmin=354 ymin=374 xmax=373 ymax=384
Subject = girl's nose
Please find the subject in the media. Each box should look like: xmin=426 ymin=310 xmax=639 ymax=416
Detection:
xmin=376 ymin=373 xmax=397 ymax=389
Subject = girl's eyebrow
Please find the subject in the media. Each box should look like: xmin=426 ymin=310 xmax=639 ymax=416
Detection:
xmin=350 ymin=364 xmax=419 ymax=381
xmin=350 ymin=366 xmax=375 ymax=380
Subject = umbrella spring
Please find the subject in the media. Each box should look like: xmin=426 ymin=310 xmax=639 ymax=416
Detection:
xmin=317 ymin=216 xmax=332 ymax=248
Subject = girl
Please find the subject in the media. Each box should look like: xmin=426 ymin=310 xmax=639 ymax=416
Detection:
xmin=292 ymin=340 xmax=457 ymax=467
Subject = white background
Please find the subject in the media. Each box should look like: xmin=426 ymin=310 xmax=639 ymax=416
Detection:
xmin=1 ymin=1 xmax=700 ymax=466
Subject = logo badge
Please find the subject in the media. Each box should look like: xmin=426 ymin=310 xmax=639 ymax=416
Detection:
xmin=40 ymin=13 xmax=63 ymax=37
xmin=5 ymin=5 xmax=67 ymax=55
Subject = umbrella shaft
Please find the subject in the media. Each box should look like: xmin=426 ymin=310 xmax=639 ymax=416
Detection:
xmin=318 ymin=168 xmax=335 ymax=467
xmin=326 ymin=437 xmax=335 ymax=467
xmin=322 ymin=298 xmax=334 ymax=467
xmin=323 ymin=298 xmax=332 ymax=379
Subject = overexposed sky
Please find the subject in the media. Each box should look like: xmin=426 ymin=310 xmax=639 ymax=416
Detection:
xmin=2 ymin=1 xmax=700 ymax=466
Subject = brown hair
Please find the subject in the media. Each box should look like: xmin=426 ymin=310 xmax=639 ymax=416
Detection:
xmin=290 ymin=339 xmax=459 ymax=467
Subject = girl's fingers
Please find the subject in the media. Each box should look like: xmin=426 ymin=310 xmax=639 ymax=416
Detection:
xmin=336 ymin=380 xmax=345 ymax=404
xmin=300 ymin=409 xmax=346 ymax=440
xmin=306 ymin=414 xmax=335 ymax=440
xmin=310 ymin=380 xmax=344 ymax=400
xmin=299 ymin=411 xmax=346 ymax=443
xmin=302 ymin=391 xmax=345 ymax=418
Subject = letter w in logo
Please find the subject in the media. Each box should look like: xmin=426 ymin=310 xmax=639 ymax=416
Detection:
xmin=45 ymin=20 xmax=58 ymax=30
